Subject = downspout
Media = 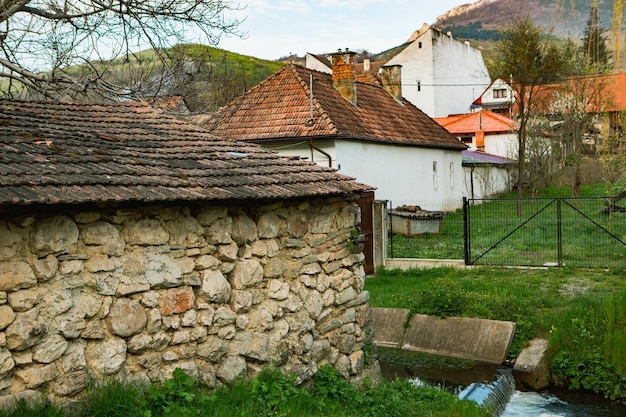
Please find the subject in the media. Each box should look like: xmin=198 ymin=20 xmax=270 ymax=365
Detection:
xmin=470 ymin=166 xmax=475 ymax=199
xmin=306 ymin=72 xmax=333 ymax=168
xmin=308 ymin=138 xmax=333 ymax=168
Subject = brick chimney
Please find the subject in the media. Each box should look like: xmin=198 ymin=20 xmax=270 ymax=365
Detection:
xmin=380 ymin=65 xmax=402 ymax=102
xmin=330 ymin=48 xmax=357 ymax=106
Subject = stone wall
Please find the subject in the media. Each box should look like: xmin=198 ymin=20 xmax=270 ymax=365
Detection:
xmin=0 ymin=196 xmax=377 ymax=401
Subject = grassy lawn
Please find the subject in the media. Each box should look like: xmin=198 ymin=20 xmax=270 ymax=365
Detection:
xmin=365 ymin=266 xmax=626 ymax=400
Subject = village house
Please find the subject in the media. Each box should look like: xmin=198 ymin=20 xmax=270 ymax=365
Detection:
xmin=434 ymin=109 xmax=518 ymax=158
xmin=530 ymin=72 xmax=626 ymax=153
xmin=434 ymin=110 xmax=518 ymax=199
xmin=461 ymin=150 xmax=516 ymax=199
xmin=471 ymin=77 xmax=515 ymax=116
xmin=384 ymin=24 xmax=492 ymax=118
xmin=203 ymin=49 xmax=467 ymax=211
xmin=0 ymin=99 xmax=379 ymax=403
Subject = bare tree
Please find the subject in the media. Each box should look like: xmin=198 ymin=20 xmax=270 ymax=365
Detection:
xmin=0 ymin=0 xmax=243 ymax=100
xmin=493 ymin=18 xmax=568 ymax=214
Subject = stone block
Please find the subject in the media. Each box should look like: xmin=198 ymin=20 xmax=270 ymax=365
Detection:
xmin=513 ymin=338 xmax=550 ymax=390
xmin=402 ymin=314 xmax=515 ymax=364
xmin=370 ymin=308 xmax=409 ymax=349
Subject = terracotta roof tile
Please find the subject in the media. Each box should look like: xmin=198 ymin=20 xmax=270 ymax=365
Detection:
xmin=434 ymin=111 xmax=518 ymax=135
xmin=0 ymin=99 xmax=371 ymax=206
xmin=204 ymin=64 xmax=465 ymax=150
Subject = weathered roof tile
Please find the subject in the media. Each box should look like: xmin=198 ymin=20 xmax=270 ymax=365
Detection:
xmin=0 ymin=99 xmax=371 ymax=206
xmin=204 ymin=64 xmax=465 ymax=150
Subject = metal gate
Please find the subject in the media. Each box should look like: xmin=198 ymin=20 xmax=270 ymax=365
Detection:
xmin=464 ymin=197 xmax=626 ymax=268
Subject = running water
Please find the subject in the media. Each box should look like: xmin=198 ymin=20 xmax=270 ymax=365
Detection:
xmin=381 ymin=361 xmax=626 ymax=417
xmin=459 ymin=370 xmax=516 ymax=417
xmin=501 ymin=390 xmax=626 ymax=417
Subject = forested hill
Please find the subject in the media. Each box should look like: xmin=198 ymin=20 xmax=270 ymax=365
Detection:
xmin=435 ymin=0 xmax=615 ymax=41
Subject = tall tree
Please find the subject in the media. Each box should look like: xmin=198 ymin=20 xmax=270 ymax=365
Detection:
xmin=0 ymin=0 xmax=243 ymax=101
xmin=581 ymin=0 xmax=611 ymax=72
xmin=493 ymin=18 xmax=568 ymax=214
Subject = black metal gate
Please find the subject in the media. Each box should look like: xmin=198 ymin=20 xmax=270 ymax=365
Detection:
xmin=464 ymin=197 xmax=626 ymax=268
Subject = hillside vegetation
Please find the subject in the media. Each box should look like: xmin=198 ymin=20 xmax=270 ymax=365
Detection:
xmin=435 ymin=0 xmax=615 ymax=41
xmin=4 ymin=44 xmax=286 ymax=113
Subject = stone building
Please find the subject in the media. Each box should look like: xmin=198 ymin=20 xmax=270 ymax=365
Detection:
xmin=0 ymin=99 xmax=377 ymax=403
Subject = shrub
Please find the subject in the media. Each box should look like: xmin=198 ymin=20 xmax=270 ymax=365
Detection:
xmin=413 ymin=276 xmax=468 ymax=318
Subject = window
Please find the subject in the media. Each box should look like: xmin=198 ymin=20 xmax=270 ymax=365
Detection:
xmin=418 ymin=41 xmax=422 ymax=48
xmin=493 ymin=88 xmax=507 ymax=99
xmin=417 ymin=81 xmax=421 ymax=92
xmin=460 ymin=136 xmax=472 ymax=144
xmin=432 ymin=161 xmax=438 ymax=190
xmin=449 ymin=162 xmax=454 ymax=189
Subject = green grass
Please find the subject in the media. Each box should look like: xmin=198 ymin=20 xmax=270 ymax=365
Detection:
xmin=0 ymin=367 xmax=487 ymax=417
xmin=365 ymin=266 xmax=626 ymax=399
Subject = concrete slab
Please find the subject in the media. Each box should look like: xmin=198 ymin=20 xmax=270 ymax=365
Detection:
xmin=402 ymin=314 xmax=516 ymax=364
xmin=513 ymin=338 xmax=550 ymax=390
xmin=384 ymin=258 xmax=468 ymax=271
xmin=370 ymin=308 xmax=409 ymax=349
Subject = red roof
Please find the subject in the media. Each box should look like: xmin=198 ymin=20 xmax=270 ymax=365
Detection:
xmin=434 ymin=110 xmax=518 ymax=135
xmin=204 ymin=64 xmax=465 ymax=151
xmin=517 ymin=73 xmax=626 ymax=114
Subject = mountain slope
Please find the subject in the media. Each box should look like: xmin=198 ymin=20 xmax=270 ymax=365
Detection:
xmin=435 ymin=0 xmax=615 ymax=40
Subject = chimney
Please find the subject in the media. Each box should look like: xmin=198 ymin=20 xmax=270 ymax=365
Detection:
xmin=380 ymin=65 xmax=403 ymax=101
xmin=330 ymin=48 xmax=357 ymax=106
xmin=363 ymin=58 xmax=371 ymax=72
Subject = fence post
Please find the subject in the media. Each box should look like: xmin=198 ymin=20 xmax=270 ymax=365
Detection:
xmin=463 ymin=197 xmax=470 ymax=265
xmin=388 ymin=201 xmax=393 ymax=259
xmin=557 ymin=198 xmax=562 ymax=266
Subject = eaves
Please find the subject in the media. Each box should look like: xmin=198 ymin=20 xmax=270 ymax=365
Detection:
xmin=247 ymin=134 xmax=466 ymax=151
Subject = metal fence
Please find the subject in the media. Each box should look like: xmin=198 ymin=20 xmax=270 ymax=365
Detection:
xmin=388 ymin=197 xmax=626 ymax=269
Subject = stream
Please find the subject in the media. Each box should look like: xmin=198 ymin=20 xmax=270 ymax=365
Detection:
xmin=380 ymin=361 xmax=626 ymax=417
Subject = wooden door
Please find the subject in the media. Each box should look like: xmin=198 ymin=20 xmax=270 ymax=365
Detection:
xmin=356 ymin=191 xmax=375 ymax=274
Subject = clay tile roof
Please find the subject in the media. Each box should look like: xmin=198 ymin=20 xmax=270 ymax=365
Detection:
xmin=0 ymin=99 xmax=371 ymax=206
xmin=204 ymin=64 xmax=465 ymax=150
xmin=434 ymin=111 xmax=519 ymax=135
xmin=518 ymin=73 xmax=626 ymax=114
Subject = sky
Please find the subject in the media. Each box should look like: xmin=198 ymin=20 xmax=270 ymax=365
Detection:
xmin=202 ymin=0 xmax=469 ymax=60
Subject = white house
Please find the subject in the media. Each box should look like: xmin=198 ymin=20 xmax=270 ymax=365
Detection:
xmin=383 ymin=24 xmax=492 ymax=118
xmin=204 ymin=50 xmax=467 ymax=210
xmin=472 ymin=77 xmax=515 ymax=116
xmin=462 ymin=150 xmax=516 ymax=199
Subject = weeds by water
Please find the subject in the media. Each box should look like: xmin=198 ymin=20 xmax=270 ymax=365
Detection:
xmin=365 ymin=266 xmax=626 ymax=400
xmin=548 ymin=289 xmax=626 ymax=399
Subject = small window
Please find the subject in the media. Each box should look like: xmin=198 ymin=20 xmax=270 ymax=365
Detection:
xmin=432 ymin=161 xmax=438 ymax=190
xmin=493 ymin=88 xmax=507 ymax=99
xmin=460 ymin=136 xmax=472 ymax=144
xmin=418 ymin=41 xmax=423 ymax=48
xmin=417 ymin=81 xmax=421 ymax=92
